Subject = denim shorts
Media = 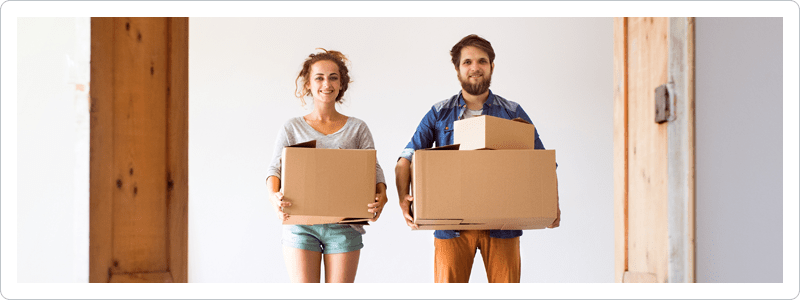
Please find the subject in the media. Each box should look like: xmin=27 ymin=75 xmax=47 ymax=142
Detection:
xmin=282 ymin=224 xmax=364 ymax=254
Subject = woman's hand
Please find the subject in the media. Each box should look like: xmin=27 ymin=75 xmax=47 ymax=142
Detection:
xmin=270 ymin=191 xmax=291 ymax=222
xmin=368 ymin=183 xmax=388 ymax=222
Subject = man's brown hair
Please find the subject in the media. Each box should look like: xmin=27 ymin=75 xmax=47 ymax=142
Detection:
xmin=450 ymin=34 xmax=495 ymax=70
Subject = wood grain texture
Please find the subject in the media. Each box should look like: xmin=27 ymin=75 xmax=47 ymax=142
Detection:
xmin=687 ymin=17 xmax=696 ymax=283
xmin=622 ymin=271 xmax=657 ymax=283
xmin=111 ymin=17 xmax=169 ymax=273
xmin=612 ymin=17 xmax=628 ymax=283
xmin=89 ymin=17 xmax=116 ymax=283
xmin=109 ymin=271 xmax=174 ymax=283
xmin=90 ymin=17 xmax=188 ymax=283
xmin=626 ymin=17 xmax=669 ymax=283
xmin=167 ymin=17 xmax=189 ymax=283
xmin=665 ymin=17 xmax=697 ymax=283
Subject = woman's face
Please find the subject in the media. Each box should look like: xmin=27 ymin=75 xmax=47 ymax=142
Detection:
xmin=306 ymin=60 xmax=341 ymax=104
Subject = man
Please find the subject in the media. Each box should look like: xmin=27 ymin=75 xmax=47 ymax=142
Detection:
xmin=394 ymin=34 xmax=560 ymax=283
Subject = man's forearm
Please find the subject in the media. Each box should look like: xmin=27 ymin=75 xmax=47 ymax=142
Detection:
xmin=395 ymin=158 xmax=411 ymax=200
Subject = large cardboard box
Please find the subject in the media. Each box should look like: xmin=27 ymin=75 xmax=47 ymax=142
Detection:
xmin=454 ymin=115 xmax=537 ymax=150
xmin=280 ymin=140 xmax=375 ymax=225
xmin=411 ymin=146 xmax=557 ymax=230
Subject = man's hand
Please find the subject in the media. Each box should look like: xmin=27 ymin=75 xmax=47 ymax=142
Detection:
xmin=270 ymin=191 xmax=291 ymax=222
xmin=400 ymin=194 xmax=418 ymax=229
xmin=368 ymin=184 xmax=388 ymax=222
xmin=547 ymin=205 xmax=560 ymax=228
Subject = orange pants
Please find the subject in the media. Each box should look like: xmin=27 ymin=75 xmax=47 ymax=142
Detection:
xmin=434 ymin=230 xmax=521 ymax=283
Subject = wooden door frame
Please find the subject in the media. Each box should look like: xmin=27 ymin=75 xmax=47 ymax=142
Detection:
xmin=666 ymin=17 xmax=695 ymax=283
xmin=614 ymin=17 xmax=695 ymax=283
xmin=89 ymin=17 xmax=188 ymax=283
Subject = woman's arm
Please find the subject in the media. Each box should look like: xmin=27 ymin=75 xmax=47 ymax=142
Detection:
xmin=368 ymin=182 xmax=388 ymax=222
xmin=267 ymin=176 xmax=290 ymax=222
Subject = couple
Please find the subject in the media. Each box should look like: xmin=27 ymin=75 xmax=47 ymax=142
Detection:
xmin=265 ymin=34 xmax=561 ymax=283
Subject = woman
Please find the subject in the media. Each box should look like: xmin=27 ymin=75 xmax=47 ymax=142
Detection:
xmin=265 ymin=49 xmax=388 ymax=283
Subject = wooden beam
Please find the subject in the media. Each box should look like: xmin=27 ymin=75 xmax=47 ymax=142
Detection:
xmin=111 ymin=17 xmax=169 ymax=274
xmin=89 ymin=17 xmax=116 ymax=284
xmin=667 ymin=17 xmax=696 ymax=283
xmin=167 ymin=17 xmax=189 ymax=284
xmin=90 ymin=17 xmax=188 ymax=283
xmin=627 ymin=17 xmax=669 ymax=283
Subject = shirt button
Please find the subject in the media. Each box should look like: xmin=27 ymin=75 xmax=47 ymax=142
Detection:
xmin=445 ymin=127 xmax=449 ymax=130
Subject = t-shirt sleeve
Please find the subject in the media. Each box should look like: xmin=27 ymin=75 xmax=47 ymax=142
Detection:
xmin=358 ymin=122 xmax=386 ymax=185
xmin=266 ymin=124 xmax=291 ymax=181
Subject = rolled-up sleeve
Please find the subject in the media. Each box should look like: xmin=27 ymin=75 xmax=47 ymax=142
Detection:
xmin=515 ymin=105 xmax=557 ymax=168
xmin=399 ymin=107 xmax=437 ymax=162
xmin=515 ymin=106 xmax=546 ymax=150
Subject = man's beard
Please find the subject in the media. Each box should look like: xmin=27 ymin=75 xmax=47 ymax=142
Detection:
xmin=459 ymin=71 xmax=492 ymax=96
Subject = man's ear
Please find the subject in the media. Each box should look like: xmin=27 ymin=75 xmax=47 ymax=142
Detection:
xmin=491 ymin=62 xmax=495 ymax=71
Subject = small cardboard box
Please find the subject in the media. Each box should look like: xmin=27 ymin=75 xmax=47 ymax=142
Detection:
xmin=454 ymin=115 xmax=537 ymax=150
xmin=411 ymin=146 xmax=557 ymax=230
xmin=280 ymin=140 xmax=375 ymax=225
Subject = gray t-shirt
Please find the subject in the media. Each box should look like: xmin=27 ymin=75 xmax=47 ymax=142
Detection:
xmin=266 ymin=116 xmax=386 ymax=234
xmin=266 ymin=116 xmax=385 ymax=184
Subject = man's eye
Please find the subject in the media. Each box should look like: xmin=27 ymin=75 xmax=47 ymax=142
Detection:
xmin=330 ymin=76 xmax=339 ymax=81
xmin=315 ymin=77 xmax=323 ymax=80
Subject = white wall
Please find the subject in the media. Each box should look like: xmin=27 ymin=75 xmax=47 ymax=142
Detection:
xmin=7 ymin=15 xmax=789 ymax=286
xmin=16 ymin=17 xmax=90 ymax=283
xmin=189 ymin=17 xmax=614 ymax=283
xmin=694 ymin=17 xmax=783 ymax=283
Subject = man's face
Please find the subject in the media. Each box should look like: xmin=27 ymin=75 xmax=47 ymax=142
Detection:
xmin=457 ymin=46 xmax=494 ymax=96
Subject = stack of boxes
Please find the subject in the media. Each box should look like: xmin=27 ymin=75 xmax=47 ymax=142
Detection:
xmin=276 ymin=115 xmax=558 ymax=229
xmin=411 ymin=115 xmax=559 ymax=230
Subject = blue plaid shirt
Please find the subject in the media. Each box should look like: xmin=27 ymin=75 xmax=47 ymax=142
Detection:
xmin=400 ymin=90 xmax=546 ymax=239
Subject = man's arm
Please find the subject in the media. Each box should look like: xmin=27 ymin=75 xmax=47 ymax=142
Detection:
xmin=395 ymin=105 xmax=441 ymax=229
xmin=395 ymin=157 xmax=418 ymax=229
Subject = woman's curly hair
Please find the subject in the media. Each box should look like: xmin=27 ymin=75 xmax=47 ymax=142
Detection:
xmin=295 ymin=48 xmax=351 ymax=106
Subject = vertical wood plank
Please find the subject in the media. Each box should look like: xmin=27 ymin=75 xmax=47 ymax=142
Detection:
xmin=687 ymin=17 xmax=696 ymax=284
xmin=111 ymin=17 xmax=169 ymax=274
xmin=167 ymin=17 xmax=189 ymax=283
xmin=667 ymin=17 xmax=696 ymax=283
xmin=612 ymin=17 xmax=628 ymax=283
xmin=91 ymin=17 xmax=187 ymax=283
xmin=626 ymin=17 xmax=669 ymax=283
xmin=90 ymin=17 xmax=116 ymax=283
